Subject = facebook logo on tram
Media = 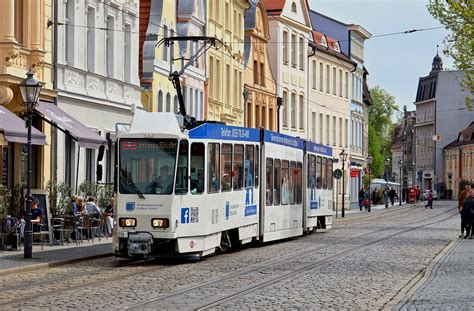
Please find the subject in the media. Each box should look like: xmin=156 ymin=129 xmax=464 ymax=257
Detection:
xmin=181 ymin=208 xmax=190 ymax=224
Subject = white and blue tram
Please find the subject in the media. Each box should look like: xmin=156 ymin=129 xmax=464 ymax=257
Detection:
xmin=114 ymin=112 xmax=333 ymax=258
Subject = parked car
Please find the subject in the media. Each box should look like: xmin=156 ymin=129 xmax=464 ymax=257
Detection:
xmin=421 ymin=190 xmax=438 ymax=200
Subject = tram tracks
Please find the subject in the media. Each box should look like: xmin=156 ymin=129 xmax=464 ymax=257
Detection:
xmin=0 ymin=206 xmax=454 ymax=308
xmin=120 ymin=208 xmax=457 ymax=310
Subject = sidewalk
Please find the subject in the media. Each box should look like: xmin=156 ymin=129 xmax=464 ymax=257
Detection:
xmin=0 ymin=238 xmax=113 ymax=276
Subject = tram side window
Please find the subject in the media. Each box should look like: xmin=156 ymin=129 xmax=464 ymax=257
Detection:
xmin=274 ymin=159 xmax=281 ymax=205
xmin=296 ymin=162 xmax=302 ymax=204
xmin=308 ymin=155 xmax=316 ymax=189
xmin=221 ymin=144 xmax=232 ymax=192
xmin=289 ymin=161 xmax=296 ymax=204
xmin=175 ymin=140 xmax=189 ymax=194
xmin=327 ymin=158 xmax=333 ymax=190
xmin=266 ymin=158 xmax=273 ymax=205
xmin=255 ymin=146 xmax=259 ymax=188
xmin=233 ymin=144 xmax=244 ymax=190
xmin=244 ymin=145 xmax=255 ymax=189
xmin=316 ymin=156 xmax=322 ymax=189
xmin=208 ymin=143 xmax=220 ymax=193
xmin=321 ymin=157 xmax=327 ymax=189
xmin=191 ymin=143 xmax=204 ymax=194
xmin=281 ymin=160 xmax=289 ymax=205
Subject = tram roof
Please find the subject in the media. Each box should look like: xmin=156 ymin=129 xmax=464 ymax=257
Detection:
xmin=188 ymin=123 xmax=260 ymax=142
xmin=263 ymin=130 xmax=304 ymax=150
xmin=306 ymin=141 xmax=333 ymax=157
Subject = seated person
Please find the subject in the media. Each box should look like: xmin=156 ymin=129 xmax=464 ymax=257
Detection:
xmin=147 ymin=165 xmax=173 ymax=194
xmin=85 ymin=196 xmax=101 ymax=216
xmin=19 ymin=197 xmax=43 ymax=237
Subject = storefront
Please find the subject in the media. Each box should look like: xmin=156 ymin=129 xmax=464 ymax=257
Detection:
xmin=349 ymin=162 xmax=363 ymax=208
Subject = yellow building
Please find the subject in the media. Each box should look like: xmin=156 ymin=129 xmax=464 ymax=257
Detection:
xmin=140 ymin=0 xmax=180 ymax=113
xmin=206 ymin=0 xmax=248 ymax=126
xmin=243 ymin=0 xmax=278 ymax=131
xmin=0 ymin=0 xmax=55 ymax=189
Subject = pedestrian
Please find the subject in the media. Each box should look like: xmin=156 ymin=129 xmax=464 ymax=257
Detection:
xmin=359 ymin=187 xmax=367 ymax=211
xmin=425 ymin=190 xmax=433 ymax=209
xmin=384 ymin=186 xmax=389 ymax=208
xmin=415 ymin=186 xmax=421 ymax=203
xmin=389 ymin=188 xmax=396 ymax=206
xmin=458 ymin=184 xmax=471 ymax=238
xmin=461 ymin=184 xmax=474 ymax=239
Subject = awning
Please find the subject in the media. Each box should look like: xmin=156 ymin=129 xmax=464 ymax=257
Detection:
xmin=35 ymin=101 xmax=106 ymax=149
xmin=0 ymin=106 xmax=47 ymax=145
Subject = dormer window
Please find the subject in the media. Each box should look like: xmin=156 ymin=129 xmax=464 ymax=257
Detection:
xmin=333 ymin=42 xmax=340 ymax=52
xmin=291 ymin=2 xmax=297 ymax=13
xmin=320 ymin=36 xmax=327 ymax=47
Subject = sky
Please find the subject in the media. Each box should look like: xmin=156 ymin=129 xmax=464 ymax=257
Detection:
xmin=308 ymin=0 xmax=454 ymax=113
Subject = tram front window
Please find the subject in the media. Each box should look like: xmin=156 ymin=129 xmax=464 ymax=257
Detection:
xmin=119 ymin=138 xmax=178 ymax=195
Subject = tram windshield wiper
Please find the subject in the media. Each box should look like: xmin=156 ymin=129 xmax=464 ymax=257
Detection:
xmin=120 ymin=168 xmax=146 ymax=199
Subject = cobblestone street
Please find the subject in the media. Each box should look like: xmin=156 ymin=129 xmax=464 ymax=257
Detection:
xmin=0 ymin=201 xmax=465 ymax=310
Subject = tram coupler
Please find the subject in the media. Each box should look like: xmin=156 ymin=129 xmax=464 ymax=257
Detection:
xmin=128 ymin=232 xmax=154 ymax=256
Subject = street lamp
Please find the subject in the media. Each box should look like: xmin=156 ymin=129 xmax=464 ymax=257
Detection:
xmin=398 ymin=159 xmax=403 ymax=206
xmin=19 ymin=69 xmax=43 ymax=259
xmin=339 ymin=149 xmax=348 ymax=218
xmin=367 ymin=155 xmax=373 ymax=212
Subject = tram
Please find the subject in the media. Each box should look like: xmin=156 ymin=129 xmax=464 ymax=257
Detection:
xmin=113 ymin=112 xmax=334 ymax=258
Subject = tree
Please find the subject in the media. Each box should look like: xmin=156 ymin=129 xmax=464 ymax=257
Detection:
xmin=368 ymin=87 xmax=399 ymax=177
xmin=428 ymin=0 xmax=474 ymax=108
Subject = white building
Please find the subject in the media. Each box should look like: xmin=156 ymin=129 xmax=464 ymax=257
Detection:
xmin=265 ymin=0 xmax=312 ymax=139
xmin=52 ymin=0 xmax=142 ymax=189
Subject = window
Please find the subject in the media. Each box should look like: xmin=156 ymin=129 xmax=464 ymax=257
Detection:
xmin=260 ymin=63 xmax=265 ymax=86
xmin=245 ymin=145 xmax=255 ymax=188
xmin=308 ymin=155 xmax=315 ymax=188
xmin=221 ymin=144 xmax=232 ymax=191
xmin=216 ymin=59 xmax=221 ymax=100
xmin=209 ymin=56 xmax=214 ymax=99
xmin=254 ymin=60 xmax=259 ymax=85
xmin=189 ymin=88 xmax=193 ymax=116
xmin=233 ymin=144 xmax=244 ymax=190
xmin=14 ymin=0 xmax=24 ymax=45
xmin=312 ymin=112 xmax=316 ymax=141
xmin=339 ymin=117 xmax=343 ymax=147
xmin=345 ymin=119 xmax=348 ymax=147
xmin=166 ymin=93 xmax=171 ymax=112
xmin=296 ymin=162 xmax=302 ymax=204
xmin=266 ymin=158 xmax=273 ymax=205
xmin=65 ymin=0 xmax=74 ymax=64
xmin=158 ymin=91 xmax=163 ymax=112
xmin=191 ymin=143 xmax=204 ymax=194
xmin=106 ymin=17 xmax=114 ymax=77
xmin=173 ymin=96 xmax=178 ymax=114
xmin=274 ymin=159 xmax=281 ymax=205
xmin=208 ymin=143 xmax=220 ymax=193
xmin=326 ymin=65 xmax=330 ymax=93
xmin=319 ymin=62 xmax=324 ymax=91
xmin=281 ymin=160 xmax=289 ymax=205
xmin=299 ymin=95 xmax=304 ymax=130
xmin=291 ymin=2 xmax=297 ymax=12
xmin=299 ymin=37 xmax=304 ymax=70
xmin=289 ymin=161 xmax=296 ymax=204
xmin=312 ymin=61 xmax=317 ymax=89
xmin=175 ymin=140 xmax=188 ymax=194
xmin=225 ymin=2 xmax=230 ymax=28
xmin=291 ymin=33 xmax=296 ymax=67
xmin=332 ymin=116 xmax=336 ymax=146
xmin=283 ymin=31 xmax=289 ymax=65
xmin=86 ymin=8 xmax=95 ymax=72
xmin=321 ymin=157 xmax=327 ymax=189
xmin=255 ymin=146 xmax=259 ymax=188
xmin=319 ymin=113 xmax=323 ymax=144
xmin=291 ymin=93 xmax=296 ymax=128
xmin=226 ymin=64 xmax=231 ymax=101
xmin=326 ymin=115 xmax=330 ymax=145
xmin=316 ymin=156 xmax=322 ymax=189
xmin=339 ymin=69 xmax=343 ymax=97
xmin=163 ymin=25 xmax=168 ymax=61
xmin=124 ymin=24 xmax=132 ymax=82
xmin=345 ymin=72 xmax=349 ymax=98
xmin=195 ymin=89 xmax=199 ymax=118
xmin=282 ymin=90 xmax=288 ymax=127
xmin=86 ymin=149 xmax=95 ymax=182
xmin=269 ymin=107 xmax=274 ymax=131
xmin=327 ymin=159 xmax=333 ymax=190
xmin=332 ymin=67 xmax=336 ymax=95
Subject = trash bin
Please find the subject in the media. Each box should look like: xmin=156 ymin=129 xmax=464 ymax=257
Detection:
xmin=408 ymin=188 xmax=416 ymax=203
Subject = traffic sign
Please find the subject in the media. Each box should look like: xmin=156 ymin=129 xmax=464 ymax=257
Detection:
xmin=333 ymin=169 xmax=342 ymax=179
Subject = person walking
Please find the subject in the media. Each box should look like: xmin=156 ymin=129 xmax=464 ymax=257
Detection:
xmin=458 ymin=184 xmax=471 ymax=238
xmin=384 ymin=186 xmax=389 ymax=208
xmin=461 ymin=184 xmax=474 ymax=239
xmin=359 ymin=187 xmax=367 ymax=211
xmin=415 ymin=186 xmax=421 ymax=203
xmin=389 ymin=188 xmax=396 ymax=206
xmin=425 ymin=190 xmax=433 ymax=209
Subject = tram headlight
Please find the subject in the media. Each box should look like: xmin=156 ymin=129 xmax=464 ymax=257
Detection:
xmin=152 ymin=218 xmax=169 ymax=228
xmin=119 ymin=218 xmax=136 ymax=227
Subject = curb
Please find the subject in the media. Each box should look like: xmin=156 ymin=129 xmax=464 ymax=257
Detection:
xmin=382 ymin=235 xmax=459 ymax=310
xmin=0 ymin=252 xmax=113 ymax=277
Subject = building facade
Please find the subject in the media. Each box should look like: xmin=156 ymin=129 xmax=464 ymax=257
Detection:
xmin=0 ymin=0 xmax=56 ymax=190
xmin=177 ymin=0 xmax=206 ymax=120
xmin=243 ymin=0 xmax=278 ymax=131
xmin=414 ymin=53 xmax=474 ymax=192
xmin=55 ymin=0 xmax=141 ymax=189
xmin=444 ymin=122 xmax=474 ymax=199
xmin=206 ymin=0 xmax=248 ymax=125
xmin=265 ymin=0 xmax=312 ymax=139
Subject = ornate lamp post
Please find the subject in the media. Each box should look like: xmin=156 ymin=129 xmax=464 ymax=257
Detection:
xmin=19 ymin=69 xmax=43 ymax=259
xmin=398 ymin=159 xmax=403 ymax=206
xmin=367 ymin=155 xmax=373 ymax=212
xmin=339 ymin=149 xmax=348 ymax=218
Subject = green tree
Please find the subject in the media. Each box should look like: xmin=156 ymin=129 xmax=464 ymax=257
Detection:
xmin=368 ymin=87 xmax=399 ymax=177
xmin=427 ymin=0 xmax=474 ymax=108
